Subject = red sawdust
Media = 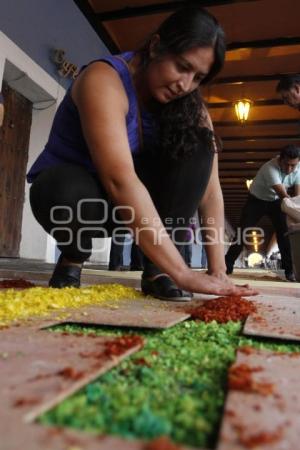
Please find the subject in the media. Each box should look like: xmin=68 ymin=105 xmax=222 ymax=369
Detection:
xmin=133 ymin=357 xmax=152 ymax=367
xmin=13 ymin=397 xmax=40 ymax=407
xmin=184 ymin=296 xmax=257 ymax=323
xmin=104 ymin=335 xmax=144 ymax=357
xmin=144 ymin=436 xmax=183 ymax=450
xmin=0 ymin=278 xmax=35 ymax=288
xmin=253 ymin=315 xmax=268 ymax=326
xmin=235 ymin=425 xmax=284 ymax=448
xmin=229 ymin=364 xmax=274 ymax=395
xmin=57 ymin=367 xmax=85 ymax=380
xmin=239 ymin=346 xmax=256 ymax=355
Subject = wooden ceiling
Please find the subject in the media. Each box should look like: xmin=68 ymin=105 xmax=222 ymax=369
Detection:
xmin=74 ymin=0 xmax=300 ymax=246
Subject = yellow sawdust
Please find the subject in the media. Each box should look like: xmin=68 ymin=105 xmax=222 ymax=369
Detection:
xmin=0 ymin=284 xmax=142 ymax=326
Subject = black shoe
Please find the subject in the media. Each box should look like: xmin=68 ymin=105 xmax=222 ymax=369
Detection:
xmin=49 ymin=256 xmax=82 ymax=288
xmin=285 ymin=272 xmax=297 ymax=282
xmin=130 ymin=266 xmax=144 ymax=271
xmin=108 ymin=265 xmax=122 ymax=271
xmin=141 ymin=274 xmax=193 ymax=302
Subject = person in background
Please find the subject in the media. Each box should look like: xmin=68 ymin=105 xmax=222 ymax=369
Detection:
xmin=109 ymin=236 xmax=144 ymax=271
xmin=225 ymin=145 xmax=300 ymax=282
xmin=276 ymin=74 xmax=300 ymax=111
xmin=28 ymin=7 xmax=256 ymax=300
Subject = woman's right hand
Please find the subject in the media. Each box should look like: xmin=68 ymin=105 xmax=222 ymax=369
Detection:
xmin=176 ymin=268 xmax=259 ymax=297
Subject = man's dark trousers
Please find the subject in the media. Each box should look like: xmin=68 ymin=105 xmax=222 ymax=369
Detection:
xmin=225 ymin=193 xmax=293 ymax=275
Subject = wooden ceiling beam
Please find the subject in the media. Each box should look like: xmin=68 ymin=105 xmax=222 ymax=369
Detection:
xmin=219 ymin=172 xmax=258 ymax=178
xmin=220 ymin=148 xmax=281 ymax=154
xmin=221 ymin=179 xmax=249 ymax=181
xmin=221 ymin=185 xmax=248 ymax=187
xmin=219 ymin=165 xmax=262 ymax=171
xmin=222 ymin=134 xmax=300 ymax=141
xmin=220 ymin=155 xmax=275 ymax=162
xmin=227 ymin=36 xmax=300 ymax=51
xmin=95 ymin=0 xmax=257 ymax=21
xmin=73 ymin=0 xmax=120 ymax=52
xmin=208 ymin=99 xmax=282 ymax=108
xmin=213 ymin=74 xmax=281 ymax=84
xmin=214 ymin=119 xmax=299 ymax=127
xmin=219 ymin=157 xmax=269 ymax=166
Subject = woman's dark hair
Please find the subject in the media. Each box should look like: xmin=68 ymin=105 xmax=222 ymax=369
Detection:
xmin=276 ymin=74 xmax=300 ymax=92
xmin=280 ymin=144 xmax=300 ymax=160
xmin=138 ymin=6 xmax=226 ymax=159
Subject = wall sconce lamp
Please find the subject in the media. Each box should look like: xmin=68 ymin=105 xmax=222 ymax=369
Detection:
xmin=234 ymin=98 xmax=253 ymax=123
xmin=246 ymin=179 xmax=253 ymax=190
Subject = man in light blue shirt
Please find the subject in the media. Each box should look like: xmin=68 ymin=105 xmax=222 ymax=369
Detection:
xmin=250 ymin=156 xmax=300 ymax=201
xmin=225 ymin=145 xmax=300 ymax=281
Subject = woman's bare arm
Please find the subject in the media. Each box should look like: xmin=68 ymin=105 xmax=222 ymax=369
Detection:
xmin=199 ymin=152 xmax=227 ymax=275
xmin=72 ymin=63 xmax=188 ymax=281
xmin=72 ymin=65 xmax=257 ymax=296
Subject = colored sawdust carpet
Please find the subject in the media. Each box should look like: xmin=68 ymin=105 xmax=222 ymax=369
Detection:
xmin=0 ymin=284 xmax=142 ymax=326
xmin=40 ymin=321 xmax=300 ymax=448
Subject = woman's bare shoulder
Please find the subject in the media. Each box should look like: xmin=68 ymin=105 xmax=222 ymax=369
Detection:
xmin=72 ymin=60 xmax=128 ymax=109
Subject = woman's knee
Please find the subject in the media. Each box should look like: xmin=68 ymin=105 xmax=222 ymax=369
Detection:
xmin=29 ymin=164 xmax=108 ymax=231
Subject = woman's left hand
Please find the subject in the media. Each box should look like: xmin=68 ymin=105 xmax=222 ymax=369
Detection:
xmin=207 ymin=269 xmax=253 ymax=292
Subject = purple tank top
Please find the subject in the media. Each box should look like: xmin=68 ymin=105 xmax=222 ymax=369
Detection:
xmin=27 ymin=52 xmax=156 ymax=182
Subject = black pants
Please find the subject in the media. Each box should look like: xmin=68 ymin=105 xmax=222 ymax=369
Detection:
xmin=225 ymin=194 xmax=292 ymax=274
xmin=108 ymin=237 xmax=144 ymax=270
xmin=30 ymin=148 xmax=212 ymax=277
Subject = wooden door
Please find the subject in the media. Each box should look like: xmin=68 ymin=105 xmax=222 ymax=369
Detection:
xmin=0 ymin=82 xmax=32 ymax=257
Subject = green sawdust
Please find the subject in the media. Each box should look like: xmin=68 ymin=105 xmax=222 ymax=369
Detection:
xmin=39 ymin=321 xmax=300 ymax=448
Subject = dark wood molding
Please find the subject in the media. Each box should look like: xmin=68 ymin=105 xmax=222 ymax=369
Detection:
xmin=210 ymin=72 xmax=298 ymax=85
xmin=208 ymin=99 xmax=283 ymax=108
xmin=214 ymin=119 xmax=300 ymax=127
xmin=222 ymin=134 xmax=300 ymax=141
xmin=227 ymin=36 xmax=300 ymax=51
xmin=73 ymin=0 xmax=120 ymax=52
xmin=221 ymin=147 xmax=282 ymax=153
xmin=219 ymin=158 xmax=269 ymax=163
xmin=213 ymin=73 xmax=290 ymax=85
xmin=96 ymin=0 xmax=257 ymax=21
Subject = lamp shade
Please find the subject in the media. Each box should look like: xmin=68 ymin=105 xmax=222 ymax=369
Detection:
xmin=246 ymin=179 xmax=253 ymax=190
xmin=234 ymin=99 xmax=252 ymax=122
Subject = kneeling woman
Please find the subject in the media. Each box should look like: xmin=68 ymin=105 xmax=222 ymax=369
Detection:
xmin=28 ymin=6 xmax=256 ymax=300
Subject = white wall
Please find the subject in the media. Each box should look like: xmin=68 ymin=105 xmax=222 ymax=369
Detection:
xmin=21 ymin=103 xmax=60 ymax=260
xmin=0 ymin=31 xmax=65 ymax=261
xmin=0 ymin=31 xmax=111 ymax=264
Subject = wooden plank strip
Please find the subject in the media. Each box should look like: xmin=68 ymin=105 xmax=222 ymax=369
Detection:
xmin=43 ymin=297 xmax=190 ymax=330
xmin=0 ymin=325 xmax=143 ymax=423
xmin=217 ymin=348 xmax=300 ymax=450
xmin=0 ymin=419 xmax=198 ymax=450
xmin=244 ymin=294 xmax=300 ymax=340
xmin=0 ymin=324 xmax=202 ymax=450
